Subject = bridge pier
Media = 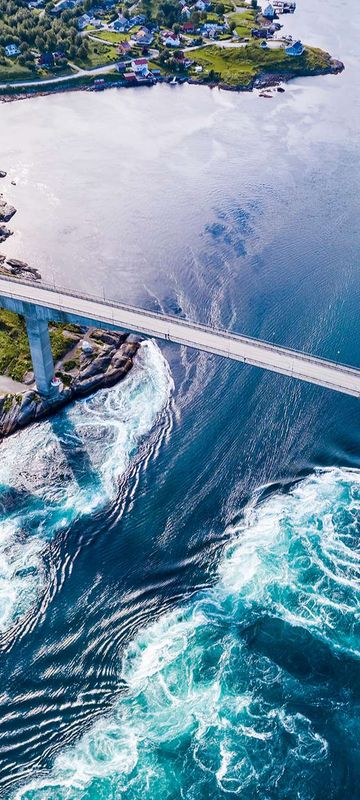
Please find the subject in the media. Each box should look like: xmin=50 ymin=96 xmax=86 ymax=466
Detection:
xmin=25 ymin=316 xmax=55 ymax=396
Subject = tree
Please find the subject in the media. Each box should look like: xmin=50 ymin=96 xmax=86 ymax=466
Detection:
xmin=215 ymin=2 xmax=224 ymax=15
xmin=251 ymin=0 xmax=257 ymax=8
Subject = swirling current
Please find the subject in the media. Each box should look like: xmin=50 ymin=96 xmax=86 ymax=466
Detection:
xmin=10 ymin=467 xmax=360 ymax=800
xmin=0 ymin=0 xmax=360 ymax=795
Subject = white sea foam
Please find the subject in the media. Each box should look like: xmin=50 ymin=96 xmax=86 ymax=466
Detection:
xmin=0 ymin=341 xmax=173 ymax=633
xmin=15 ymin=467 xmax=359 ymax=800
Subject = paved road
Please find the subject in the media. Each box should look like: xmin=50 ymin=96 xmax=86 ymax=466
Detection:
xmin=0 ymin=277 xmax=359 ymax=397
xmin=0 ymin=61 xmax=119 ymax=90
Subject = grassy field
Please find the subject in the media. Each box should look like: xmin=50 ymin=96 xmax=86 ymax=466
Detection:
xmin=90 ymin=29 xmax=130 ymax=43
xmin=74 ymin=39 xmax=119 ymax=69
xmin=0 ymin=310 xmax=79 ymax=383
xmin=191 ymin=43 xmax=333 ymax=86
xmin=0 ymin=60 xmax=35 ymax=82
xmin=227 ymin=8 xmax=256 ymax=38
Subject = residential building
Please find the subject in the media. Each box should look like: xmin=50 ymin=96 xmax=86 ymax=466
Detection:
xmin=5 ymin=44 xmax=21 ymax=57
xmin=77 ymin=13 xmax=91 ymax=29
xmin=251 ymin=27 xmax=269 ymax=38
xmin=131 ymin=57 xmax=149 ymax=74
xmin=162 ymin=31 xmax=181 ymax=46
xmin=182 ymin=21 xmax=195 ymax=33
xmin=285 ymin=39 xmax=304 ymax=55
xmin=113 ymin=15 xmax=129 ymax=31
xmin=262 ymin=3 xmax=275 ymax=18
xmin=132 ymin=26 xmax=153 ymax=45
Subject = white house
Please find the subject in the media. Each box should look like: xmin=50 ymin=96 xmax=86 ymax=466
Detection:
xmin=195 ymin=0 xmax=207 ymax=10
xmin=131 ymin=57 xmax=149 ymax=75
xmin=181 ymin=5 xmax=191 ymax=18
xmin=162 ymin=31 xmax=181 ymax=46
xmin=5 ymin=44 xmax=20 ymax=57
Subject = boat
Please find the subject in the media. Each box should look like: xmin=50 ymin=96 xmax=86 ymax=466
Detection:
xmin=169 ymin=76 xmax=177 ymax=85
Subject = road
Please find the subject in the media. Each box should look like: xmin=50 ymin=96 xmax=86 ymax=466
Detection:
xmin=0 ymin=276 xmax=359 ymax=398
xmin=0 ymin=61 xmax=119 ymax=90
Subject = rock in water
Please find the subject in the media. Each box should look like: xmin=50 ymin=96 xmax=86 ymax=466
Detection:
xmin=0 ymin=171 xmax=7 ymax=178
xmin=0 ymin=225 xmax=13 ymax=244
xmin=5 ymin=259 xmax=41 ymax=280
xmin=0 ymin=200 xmax=16 ymax=222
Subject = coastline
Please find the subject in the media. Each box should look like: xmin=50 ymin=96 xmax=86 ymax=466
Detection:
xmin=0 ymin=329 xmax=142 ymax=439
xmin=0 ymin=53 xmax=344 ymax=104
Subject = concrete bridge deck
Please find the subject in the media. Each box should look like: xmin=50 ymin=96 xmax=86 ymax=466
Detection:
xmin=0 ymin=276 xmax=359 ymax=398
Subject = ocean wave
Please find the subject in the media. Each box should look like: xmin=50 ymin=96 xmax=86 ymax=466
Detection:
xmin=13 ymin=467 xmax=360 ymax=799
xmin=0 ymin=341 xmax=173 ymax=634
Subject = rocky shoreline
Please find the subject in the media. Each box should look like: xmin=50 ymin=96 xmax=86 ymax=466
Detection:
xmin=0 ymin=173 xmax=143 ymax=441
xmin=0 ymin=328 xmax=141 ymax=439
xmin=0 ymin=55 xmax=344 ymax=105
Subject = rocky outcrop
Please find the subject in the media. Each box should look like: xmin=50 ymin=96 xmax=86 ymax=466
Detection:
xmin=0 ymin=225 xmax=13 ymax=244
xmin=0 ymin=329 xmax=142 ymax=438
xmin=0 ymin=198 xmax=16 ymax=222
xmin=1 ymin=258 xmax=42 ymax=280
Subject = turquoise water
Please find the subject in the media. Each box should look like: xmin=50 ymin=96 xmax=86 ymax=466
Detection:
xmin=0 ymin=0 xmax=359 ymax=796
xmin=0 ymin=341 xmax=172 ymax=633
xmin=13 ymin=469 xmax=360 ymax=799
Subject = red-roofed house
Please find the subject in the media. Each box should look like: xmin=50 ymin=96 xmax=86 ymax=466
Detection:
xmin=182 ymin=21 xmax=195 ymax=33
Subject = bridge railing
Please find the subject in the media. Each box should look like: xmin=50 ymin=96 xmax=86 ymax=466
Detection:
xmin=0 ymin=274 xmax=359 ymax=377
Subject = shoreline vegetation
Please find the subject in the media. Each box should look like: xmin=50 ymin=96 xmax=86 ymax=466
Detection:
xmin=0 ymin=0 xmax=344 ymax=101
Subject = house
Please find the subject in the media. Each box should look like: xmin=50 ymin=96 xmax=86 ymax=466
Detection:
xmin=128 ymin=14 xmax=146 ymax=27
xmin=162 ymin=31 xmax=181 ymax=46
xmin=268 ymin=21 xmax=282 ymax=33
xmin=251 ymin=27 xmax=269 ymax=38
xmin=202 ymin=22 xmax=225 ymax=37
xmin=117 ymin=40 xmax=131 ymax=55
xmin=124 ymin=71 xmax=136 ymax=82
xmin=38 ymin=51 xmax=54 ymax=66
xmin=132 ymin=26 xmax=153 ymax=45
xmin=77 ymin=13 xmax=91 ymax=29
xmin=195 ymin=0 xmax=207 ymax=9
xmin=273 ymin=0 xmax=296 ymax=12
xmin=113 ymin=15 xmax=129 ymax=31
xmin=52 ymin=0 xmax=82 ymax=13
xmin=131 ymin=57 xmax=149 ymax=74
xmin=5 ymin=44 xmax=20 ymax=57
xmin=182 ymin=21 xmax=195 ymax=33
xmin=262 ymin=3 xmax=275 ymax=18
xmin=180 ymin=5 xmax=191 ymax=18
xmin=285 ymin=39 xmax=304 ymax=55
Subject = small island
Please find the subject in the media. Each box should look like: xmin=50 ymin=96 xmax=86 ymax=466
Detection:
xmin=0 ymin=0 xmax=343 ymax=100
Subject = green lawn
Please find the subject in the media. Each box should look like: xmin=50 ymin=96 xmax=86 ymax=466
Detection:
xmin=0 ymin=60 xmax=36 ymax=82
xmin=0 ymin=311 xmax=79 ymax=383
xmin=74 ymin=39 xmax=118 ymax=69
xmin=91 ymin=29 xmax=130 ymax=43
xmin=191 ymin=42 xmax=334 ymax=86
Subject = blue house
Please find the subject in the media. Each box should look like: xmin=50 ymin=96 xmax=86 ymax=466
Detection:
xmin=285 ymin=39 xmax=304 ymax=56
xmin=263 ymin=3 xmax=275 ymax=18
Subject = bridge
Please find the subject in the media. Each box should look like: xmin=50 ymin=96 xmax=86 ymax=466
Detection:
xmin=0 ymin=275 xmax=359 ymax=399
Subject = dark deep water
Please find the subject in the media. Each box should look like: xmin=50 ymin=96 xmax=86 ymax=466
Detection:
xmin=0 ymin=0 xmax=360 ymax=797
